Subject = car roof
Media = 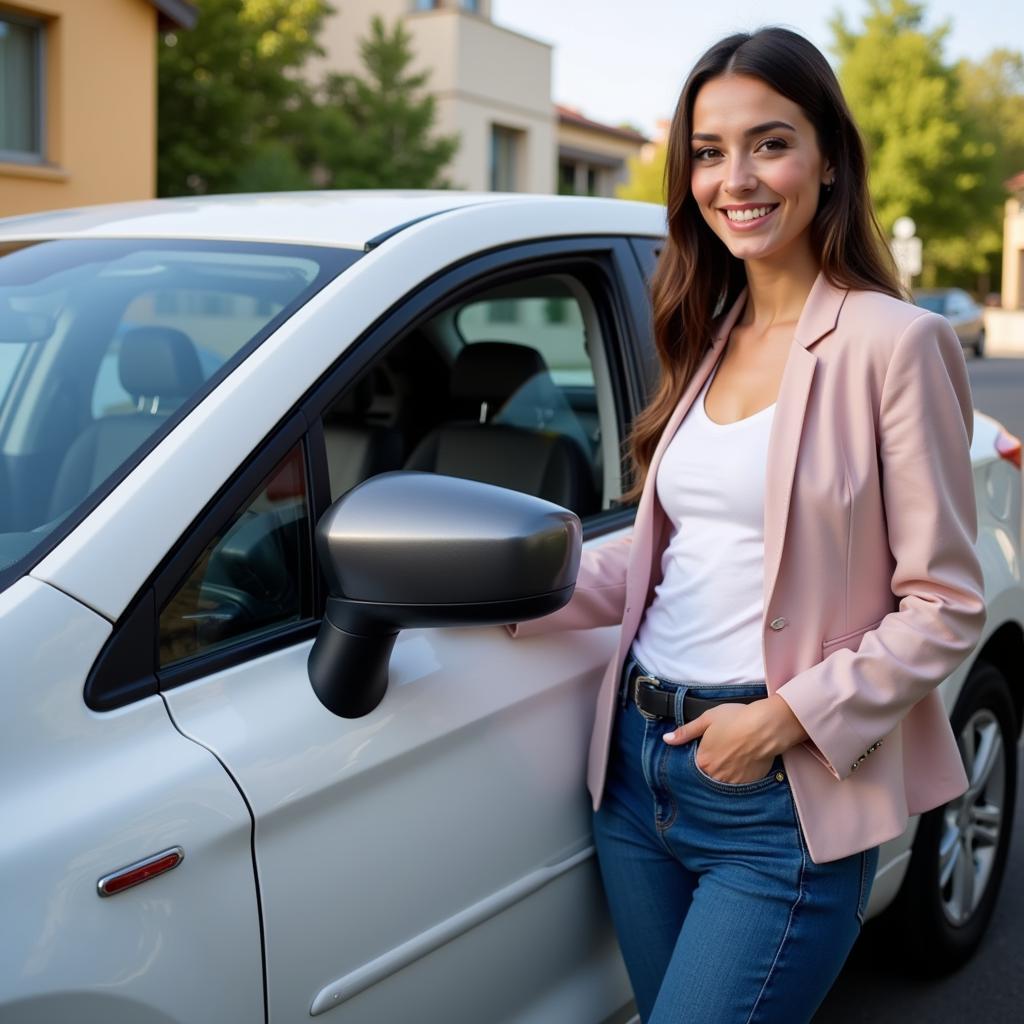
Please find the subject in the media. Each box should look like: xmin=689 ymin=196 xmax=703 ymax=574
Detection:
xmin=0 ymin=190 xmax=666 ymax=250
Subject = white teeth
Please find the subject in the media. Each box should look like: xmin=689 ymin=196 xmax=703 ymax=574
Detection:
xmin=725 ymin=205 xmax=775 ymax=222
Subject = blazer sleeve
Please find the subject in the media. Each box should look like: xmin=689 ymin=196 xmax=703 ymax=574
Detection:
xmin=507 ymin=531 xmax=633 ymax=638
xmin=775 ymin=311 xmax=987 ymax=780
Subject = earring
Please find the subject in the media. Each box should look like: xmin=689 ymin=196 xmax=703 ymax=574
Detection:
xmin=825 ymin=178 xmax=835 ymax=192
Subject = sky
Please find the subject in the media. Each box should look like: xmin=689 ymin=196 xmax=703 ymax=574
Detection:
xmin=490 ymin=0 xmax=1024 ymax=139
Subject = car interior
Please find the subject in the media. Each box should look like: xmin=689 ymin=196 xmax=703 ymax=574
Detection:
xmin=319 ymin=270 xmax=623 ymax=522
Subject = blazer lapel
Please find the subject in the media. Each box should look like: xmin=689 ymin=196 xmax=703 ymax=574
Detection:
xmin=762 ymin=272 xmax=849 ymax=613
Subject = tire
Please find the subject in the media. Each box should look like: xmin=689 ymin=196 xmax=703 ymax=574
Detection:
xmin=975 ymin=329 xmax=985 ymax=358
xmin=874 ymin=661 xmax=1017 ymax=975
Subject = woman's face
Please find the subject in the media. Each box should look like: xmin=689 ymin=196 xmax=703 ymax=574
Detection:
xmin=689 ymin=74 xmax=832 ymax=266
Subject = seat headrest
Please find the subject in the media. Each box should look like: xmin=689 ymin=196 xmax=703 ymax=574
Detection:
xmin=118 ymin=326 xmax=203 ymax=399
xmin=451 ymin=342 xmax=548 ymax=410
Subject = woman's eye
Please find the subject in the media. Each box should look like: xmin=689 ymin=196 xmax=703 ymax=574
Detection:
xmin=758 ymin=137 xmax=788 ymax=152
xmin=693 ymin=147 xmax=720 ymax=161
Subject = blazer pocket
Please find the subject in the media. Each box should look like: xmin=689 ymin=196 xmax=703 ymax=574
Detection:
xmin=821 ymin=617 xmax=885 ymax=657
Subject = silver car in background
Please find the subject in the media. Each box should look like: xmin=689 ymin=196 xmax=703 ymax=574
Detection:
xmin=914 ymin=287 xmax=986 ymax=357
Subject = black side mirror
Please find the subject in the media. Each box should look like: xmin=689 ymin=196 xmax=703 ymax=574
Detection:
xmin=308 ymin=471 xmax=581 ymax=718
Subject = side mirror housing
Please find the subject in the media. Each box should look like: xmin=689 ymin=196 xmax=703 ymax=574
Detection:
xmin=308 ymin=472 xmax=581 ymax=718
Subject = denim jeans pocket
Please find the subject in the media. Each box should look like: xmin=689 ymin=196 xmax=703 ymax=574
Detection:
xmin=688 ymin=742 xmax=784 ymax=793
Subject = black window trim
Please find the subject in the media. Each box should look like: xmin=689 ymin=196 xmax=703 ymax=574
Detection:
xmin=85 ymin=412 xmax=319 ymax=709
xmin=87 ymin=234 xmax=651 ymax=710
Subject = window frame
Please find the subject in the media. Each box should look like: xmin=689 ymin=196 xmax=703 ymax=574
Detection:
xmin=0 ymin=9 xmax=46 ymax=164
xmin=301 ymin=236 xmax=652 ymax=546
xmin=85 ymin=236 xmax=652 ymax=710
xmin=85 ymin=412 xmax=321 ymax=710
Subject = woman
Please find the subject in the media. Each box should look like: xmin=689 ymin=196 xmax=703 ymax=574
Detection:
xmin=509 ymin=26 xmax=986 ymax=1024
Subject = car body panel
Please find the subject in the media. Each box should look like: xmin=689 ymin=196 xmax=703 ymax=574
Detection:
xmin=0 ymin=577 xmax=262 ymax=1023
xmin=162 ymin=596 xmax=633 ymax=1021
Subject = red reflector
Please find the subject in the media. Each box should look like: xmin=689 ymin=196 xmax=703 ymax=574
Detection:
xmin=97 ymin=847 xmax=184 ymax=897
xmin=996 ymin=430 xmax=1022 ymax=470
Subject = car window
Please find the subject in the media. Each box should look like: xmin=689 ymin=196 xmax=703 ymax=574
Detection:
xmin=158 ymin=443 xmax=313 ymax=667
xmin=914 ymin=293 xmax=947 ymax=314
xmin=0 ymin=341 xmax=26 ymax=400
xmin=0 ymin=239 xmax=356 ymax=594
xmin=318 ymin=269 xmax=622 ymax=521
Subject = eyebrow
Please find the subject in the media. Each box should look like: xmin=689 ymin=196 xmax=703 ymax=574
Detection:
xmin=690 ymin=120 xmax=797 ymax=142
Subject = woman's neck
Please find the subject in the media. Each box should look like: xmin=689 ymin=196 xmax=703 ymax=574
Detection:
xmin=739 ymin=247 xmax=821 ymax=332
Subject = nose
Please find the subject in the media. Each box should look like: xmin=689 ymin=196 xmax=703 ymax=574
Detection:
xmin=723 ymin=153 xmax=757 ymax=195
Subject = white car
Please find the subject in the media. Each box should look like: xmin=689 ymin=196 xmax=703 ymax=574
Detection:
xmin=0 ymin=191 xmax=1021 ymax=1024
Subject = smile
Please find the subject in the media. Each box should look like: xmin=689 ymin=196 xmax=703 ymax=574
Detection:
xmin=720 ymin=204 xmax=779 ymax=228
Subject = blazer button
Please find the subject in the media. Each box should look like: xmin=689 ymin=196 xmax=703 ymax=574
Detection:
xmin=769 ymin=617 xmax=788 ymax=630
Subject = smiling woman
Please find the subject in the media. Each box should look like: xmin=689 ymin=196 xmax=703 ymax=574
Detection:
xmin=507 ymin=24 xmax=987 ymax=1024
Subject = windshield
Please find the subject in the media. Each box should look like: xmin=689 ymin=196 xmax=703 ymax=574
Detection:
xmin=0 ymin=238 xmax=357 ymax=589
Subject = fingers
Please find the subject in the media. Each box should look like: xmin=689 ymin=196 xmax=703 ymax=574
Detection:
xmin=662 ymin=713 xmax=710 ymax=745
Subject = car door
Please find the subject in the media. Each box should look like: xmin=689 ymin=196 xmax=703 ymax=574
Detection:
xmin=153 ymin=237 xmax=651 ymax=1023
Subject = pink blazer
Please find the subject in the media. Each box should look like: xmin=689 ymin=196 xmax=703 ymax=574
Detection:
xmin=512 ymin=270 xmax=986 ymax=864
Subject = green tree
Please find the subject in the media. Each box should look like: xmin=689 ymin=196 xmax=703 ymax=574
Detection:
xmin=158 ymin=0 xmax=330 ymax=196
xmin=303 ymin=16 xmax=460 ymax=189
xmin=830 ymin=0 xmax=999 ymax=286
xmin=957 ymin=49 xmax=1024 ymax=291
xmin=615 ymin=141 xmax=667 ymax=205
xmin=958 ymin=50 xmax=1024 ymax=185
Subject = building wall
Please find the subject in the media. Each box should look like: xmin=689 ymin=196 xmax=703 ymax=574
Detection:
xmin=1002 ymin=197 xmax=1024 ymax=311
xmin=556 ymin=120 xmax=647 ymax=196
xmin=311 ymin=1 xmax=554 ymax=193
xmin=0 ymin=0 xmax=158 ymax=216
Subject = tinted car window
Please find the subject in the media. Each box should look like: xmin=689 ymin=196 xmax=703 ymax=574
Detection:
xmin=159 ymin=442 xmax=312 ymax=667
xmin=0 ymin=239 xmax=356 ymax=592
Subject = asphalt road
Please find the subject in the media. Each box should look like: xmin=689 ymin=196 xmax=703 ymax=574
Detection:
xmin=815 ymin=354 xmax=1024 ymax=1023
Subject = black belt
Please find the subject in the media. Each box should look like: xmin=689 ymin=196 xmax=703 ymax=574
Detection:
xmin=625 ymin=663 xmax=762 ymax=723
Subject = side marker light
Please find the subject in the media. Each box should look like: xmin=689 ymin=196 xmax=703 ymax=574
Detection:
xmin=97 ymin=847 xmax=184 ymax=897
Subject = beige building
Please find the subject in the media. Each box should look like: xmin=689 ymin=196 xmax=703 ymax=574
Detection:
xmin=313 ymin=0 xmax=647 ymax=195
xmin=0 ymin=0 xmax=195 ymax=216
xmin=981 ymin=171 xmax=1024 ymax=355
xmin=556 ymin=104 xmax=648 ymax=197
xmin=1001 ymin=171 xmax=1024 ymax=310
xmin=314 ymin=0 xmax=553 ymax=193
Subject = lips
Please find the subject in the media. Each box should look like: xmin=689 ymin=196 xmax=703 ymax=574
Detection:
xmin=719 ymin=203 xmax=780 ymax=230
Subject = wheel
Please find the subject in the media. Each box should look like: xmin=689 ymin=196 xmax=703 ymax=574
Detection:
xmin=975 ymin=329 xmax=985 ymax=358
xmin=874 ymin=661 xmax=1017 ymax=975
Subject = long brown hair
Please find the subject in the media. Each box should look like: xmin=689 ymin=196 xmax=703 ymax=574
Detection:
xmin=624 ymin=27 xmax=901 ymax=502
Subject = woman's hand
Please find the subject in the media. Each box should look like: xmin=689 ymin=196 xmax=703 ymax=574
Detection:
xmin=661 ymin=694 xmax=810 ymax=784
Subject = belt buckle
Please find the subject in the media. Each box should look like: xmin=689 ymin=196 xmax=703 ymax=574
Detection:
xmin=633 ymin=674 xmax=663 ymax=720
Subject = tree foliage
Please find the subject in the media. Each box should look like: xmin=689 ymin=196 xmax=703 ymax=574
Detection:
xmin=615 ymin=142 xmax=666 ymax=205
xmin=157 ymin=0 xmax=329 ymax=196
xmin=300 ymin=16 xmax=460 ymax=189
xmin=830 ymin=0 xmax=1002 ymax=286
xmin=158 ymin=2 xmax=460 ymax=196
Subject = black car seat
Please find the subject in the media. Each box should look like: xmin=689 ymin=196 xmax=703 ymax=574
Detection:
xmin=322 ymin=374 xmax=404 ymax=500
xmin=403 ymin=341 xmax=598 ymax=514
xmin=48 ymin=326 xmax=204 ymax=519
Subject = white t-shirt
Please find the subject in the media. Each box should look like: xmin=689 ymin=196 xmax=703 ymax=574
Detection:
xmin=631 ymin=360 xmax=775 ymax=685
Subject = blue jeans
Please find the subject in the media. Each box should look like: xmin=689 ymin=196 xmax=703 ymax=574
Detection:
xmin=592 ymin=654 xmax=879 ymax=1024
